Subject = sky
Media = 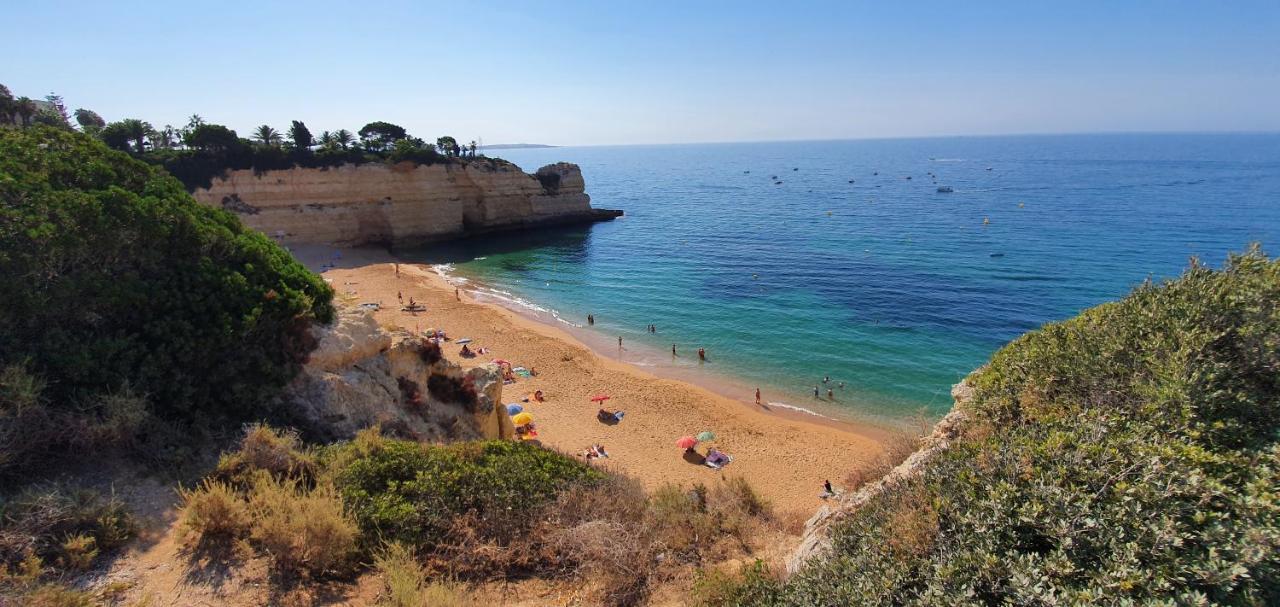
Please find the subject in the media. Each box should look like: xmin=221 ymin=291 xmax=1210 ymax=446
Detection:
xmin=2 ymin=1 xmax=1279 ymax=146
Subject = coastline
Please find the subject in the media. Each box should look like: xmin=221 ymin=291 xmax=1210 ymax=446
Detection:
xmin=295 ymin=245 xmax=890 ymax=514
xmin=445 ymin=265 xmax=901 ymax=435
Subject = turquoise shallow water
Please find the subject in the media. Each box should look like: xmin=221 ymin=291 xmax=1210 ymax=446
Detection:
xmin=408 ymin=135 xmax=1280 ymax=420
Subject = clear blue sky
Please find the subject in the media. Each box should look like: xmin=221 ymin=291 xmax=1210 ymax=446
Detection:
xmin=3 ymin=1 xmax=1278 ymax=145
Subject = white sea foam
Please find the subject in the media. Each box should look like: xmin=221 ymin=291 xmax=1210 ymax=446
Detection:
xmin=767 ymin=401 xmax=837 ymax=421
xmin=430 ymin=263 xmax=469 ymax=285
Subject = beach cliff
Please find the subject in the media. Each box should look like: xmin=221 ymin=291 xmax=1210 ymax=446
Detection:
xmin=191 ymin=160 xmax=621 ymax=248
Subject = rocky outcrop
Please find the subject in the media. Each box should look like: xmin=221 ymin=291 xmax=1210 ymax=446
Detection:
xmin=191 ymin=160 xmax=621 ymax=248
xmin=283 ymin=306 xmax=514 ymax=442
xmin=786 ymin=378 xmax=975 ymax=574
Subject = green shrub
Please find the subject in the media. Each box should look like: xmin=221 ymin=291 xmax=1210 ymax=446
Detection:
xmin=332 ymin=439 xmax=604 ymax=551
xmin=0 ymin=126 xmax=333 ymax=425
xmin=769 ymin=248 xmax=1280 ymax=606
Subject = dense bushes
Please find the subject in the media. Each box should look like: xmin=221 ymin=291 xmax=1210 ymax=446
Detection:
xmin=181 ymin=426 xmax=778 ymax=605
xmin=332 ymin=438 xmax=604 ymax=549
xmin=0 ymin=127 xmax=334 ymax=428
xmin=725 ymin=248 xmax=1280 ymax=606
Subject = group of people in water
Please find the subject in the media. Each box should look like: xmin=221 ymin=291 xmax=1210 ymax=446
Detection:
xmin=588 ymin=313 xmax=710 ymax=363
xmin=813 ymin=375 xmax=845 ymax=400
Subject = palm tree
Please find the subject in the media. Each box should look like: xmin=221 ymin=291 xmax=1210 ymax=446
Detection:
xmin=253 ymin=125 xmax=282 ymax=146
xmin=14 ymin=97 xmax=38 ymax=126
xmin=120 ymin=119 xmax=152 ymax=153
xmin=334 ymin=129 xmax=354 ymax=150
xmin=318 ymin=131 xmax=336 ymax=150
xmin=187 ymin=114 xmax=205 ymax=129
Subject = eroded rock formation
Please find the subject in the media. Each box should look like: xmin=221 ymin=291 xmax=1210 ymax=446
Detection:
xmin=283 ymin=305 xmax=514 ymax=442
xmin=191 ymin=160 xmax=620 ymax=247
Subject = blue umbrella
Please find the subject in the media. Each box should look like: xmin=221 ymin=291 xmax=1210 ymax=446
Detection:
xmin=506 ymin=403 xmax=524 ymax=416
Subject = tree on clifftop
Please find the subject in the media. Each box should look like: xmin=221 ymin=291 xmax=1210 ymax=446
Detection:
xmin=73 ymin=108 xmax=106 ymax=134
xmin=184 ymin=123 xmax=240 ymax=152
xmin=436 ymin=135 xmax=460 ymax=157
xmin=289 ymin=120 xmax=313 ymax=151
xmin=253 ymin=124 xmax=283 ymax=147
xmin=358 ymin=121 xmax=407 ymax=152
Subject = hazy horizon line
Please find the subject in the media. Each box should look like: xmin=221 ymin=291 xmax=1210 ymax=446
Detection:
xmin=545 ymin=128 xmax=1280 ymax=149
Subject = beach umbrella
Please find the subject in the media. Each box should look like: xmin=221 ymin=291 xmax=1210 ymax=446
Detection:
xmin=456 ymin=337 xmax=473 ymax=345
xmin=696 ymin=431 xmax=716 ymax=442
xmin=506 ymin=403 xmax=523 ymax=416
xmin=675 ymin=436 xmax=698 ymax=450
xmin=591 ymin=394 xmax=611 ymax=403
xmin=512 ymin=412 xmax=534 ymax=426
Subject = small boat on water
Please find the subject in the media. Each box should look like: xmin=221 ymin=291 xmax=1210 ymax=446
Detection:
xmin=990 ymin=253 xmax=1005 ymax=258
xmin=937 ymin=186 xmax=954 ymax=193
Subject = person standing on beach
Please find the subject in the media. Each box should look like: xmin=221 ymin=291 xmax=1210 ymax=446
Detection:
xmin=394 ymin=263 xmax=400 ymax=277
xmin=672 ymin=344 xmax=677 ymax=356
xmin=755 ymin=388 xmax=761 ymax=405
xmin=618 ymin=336 xmax=623 ymax=350
xmin=824 ymin=479 xmax=834 ymax=495
xmin=588 ymin=314 xmax=594 ymax=326
xmin=455 ymin=287 xmax=460 ymax=301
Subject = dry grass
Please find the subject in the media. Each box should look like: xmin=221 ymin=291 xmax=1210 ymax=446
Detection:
xmin=374 ymin=542 xmax=478 ymax=607
xmin=247 ymin=475 xmax=358 ymax=578
xmin=178 ymin=479 xmax=251 ymax=546
xmin=214 ymin=424 xmax=316 ymax=488
xmin=842 ymin=414 xmax=930 ymax=492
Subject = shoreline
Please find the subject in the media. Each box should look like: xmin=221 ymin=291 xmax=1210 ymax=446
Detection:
xmin=428 ymin=262 xmax=917 ymax=435
xmin=445 ymin=267 xmax=899 ymax=438
xmin=296 ymin=245 xmax=892 ymax=513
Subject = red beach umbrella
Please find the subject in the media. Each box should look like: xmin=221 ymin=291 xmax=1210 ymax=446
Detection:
xmin=675 ymin=436 xmax=698 ymax=450
xmin=591 ymin=394 xmax=611 ymax=403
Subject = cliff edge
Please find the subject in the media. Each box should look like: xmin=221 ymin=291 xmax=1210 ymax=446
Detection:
xmin=786 ymin=377 xmax=974 ymax=574
xmin=191 ymin=160 xmax=621 ymax=248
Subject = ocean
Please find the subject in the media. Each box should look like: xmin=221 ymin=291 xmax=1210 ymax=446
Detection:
xmin=408 ymin=134 xmax=1280 ymax=423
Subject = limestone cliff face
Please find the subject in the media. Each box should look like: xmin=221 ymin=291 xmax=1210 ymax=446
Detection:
xmin=786 ymin=378 xmax=974 ymax=574
xmin=192 ymin=160 xmax=619 ymax=247
xmin=283 ymin=306 xmax=514 ymax=442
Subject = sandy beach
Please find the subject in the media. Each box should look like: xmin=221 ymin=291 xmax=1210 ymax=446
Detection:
xmin=295 ymin=245 xmax=889 ymax=514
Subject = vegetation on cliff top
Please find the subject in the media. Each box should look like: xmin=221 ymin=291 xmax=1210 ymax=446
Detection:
xmin=2 ymin=82 xmax=510 ymax=191
xmin=706 ymin=248 xmax=1280 ymax=606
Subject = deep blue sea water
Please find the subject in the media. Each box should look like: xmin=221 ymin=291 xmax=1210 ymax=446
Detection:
xmin=410 ymin=134 xmax=1280 ymax=421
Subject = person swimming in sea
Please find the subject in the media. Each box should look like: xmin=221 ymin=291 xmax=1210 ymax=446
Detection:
xmin=827 ymin=387 xmax=834 ymax=400
xmin=823 ymin=375 xmax=830 ymax=384
xmin=672 ymin=344 xmax=677 ymax=356
xmin=698 ymin=348 xmax=706 ymax=361
xmin=813 ymin=386 xmax=819 ymax=398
